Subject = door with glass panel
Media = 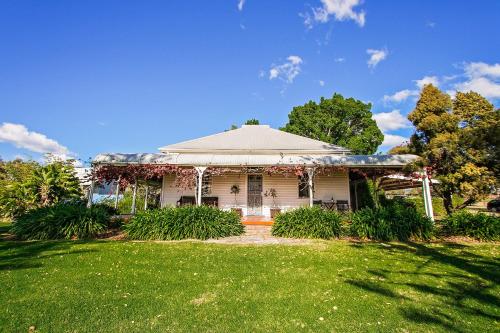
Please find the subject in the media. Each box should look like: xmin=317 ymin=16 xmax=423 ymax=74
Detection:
xmin=247 ymin=175 xmax=263 ymax=215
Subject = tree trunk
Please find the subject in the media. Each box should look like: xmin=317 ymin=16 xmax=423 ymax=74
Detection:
xmin=442 ymin=191 xmax=454 ymax=216
xmin=455 ymin=198 xmax=475 ymax=211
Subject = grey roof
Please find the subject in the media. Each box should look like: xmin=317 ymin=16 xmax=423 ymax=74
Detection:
xmin=159 ymin=125 xmax=351 ymax=154
xmin=93 ymin=152 xmax=419 ymax=168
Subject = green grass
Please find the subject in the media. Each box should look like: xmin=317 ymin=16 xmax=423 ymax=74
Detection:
xmin=0 ymin=239 xmax=498 ymax=332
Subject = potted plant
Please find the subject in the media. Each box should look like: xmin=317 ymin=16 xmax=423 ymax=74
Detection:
xmin=264 ymin=188 xmax=281 ymax=218
xmin=230 ymin=184 xmax=242 ymax=217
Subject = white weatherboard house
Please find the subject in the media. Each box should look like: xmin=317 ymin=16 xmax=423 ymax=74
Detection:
xmin=94 ymin=125 xmax=431 ymax=220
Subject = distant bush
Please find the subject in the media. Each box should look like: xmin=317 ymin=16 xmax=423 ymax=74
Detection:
xmin=124 ymin=206 xmax=244 ymax=240
xmin=441 ymin=210 xmax=500 ymax=241
xmin=11 ymin=201 xmax=111 ymax=240
xmin=350 ymin=199 xmax=433 ymax=241
xmin=272 ymin=207 xmax=342 ymax=239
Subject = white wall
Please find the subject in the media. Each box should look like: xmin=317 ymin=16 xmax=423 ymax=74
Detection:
xmin=161 ymin=170 xmax=350 ymax=217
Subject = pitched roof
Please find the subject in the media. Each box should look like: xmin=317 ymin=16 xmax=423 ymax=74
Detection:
xmin=159 ymin=125 xmax=351 ymax=154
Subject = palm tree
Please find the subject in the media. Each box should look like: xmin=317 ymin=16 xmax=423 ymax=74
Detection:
xmin=27 ymin=162 xmax=82 ymax=206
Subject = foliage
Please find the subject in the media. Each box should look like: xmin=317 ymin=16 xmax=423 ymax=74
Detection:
xmin=407 ymin=86 xmax=499 ymax=214
xmin=404 ymin=195 xmax=464 ymax=219
xmin=244 ymin=118 xmax=260 ymax=125
xmin=350 ymin=199 xmax=434 ymax=241
xmin=11 ymin=201 xmax=110 ymax=240
xmin=26 ymin=162 xmax=82 ymax=207
xmin=264 ymin=188 xmax=278 ymax=207
xmin=124 ymin=206 xmax=244 ymax=240
xmin=282 ymin=93 xmax=384 ymax=154
xmin=0 ymin=160 xmax=82 ymax=218
xmin=272 ymin=206 xmax=342 ymax=239
xmin=230 ymin=184 xmax=240 ymax=205
xmin=441 ymin=210 xmax=500 ymax=241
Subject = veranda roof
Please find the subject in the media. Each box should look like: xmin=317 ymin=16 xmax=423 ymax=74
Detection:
xmin=93 ymin=152 xmax=419 ymax=167
xmin=159 ymin=125 xmax=352 ymax=154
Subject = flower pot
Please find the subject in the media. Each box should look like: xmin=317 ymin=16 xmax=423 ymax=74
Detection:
xmin=231 ymin=208 xmax=243 ymax=217
xmin=270 ymin=208 xmax=281 ymax=218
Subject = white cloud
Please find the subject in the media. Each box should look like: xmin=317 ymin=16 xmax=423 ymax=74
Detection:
xmin=454 ymin=76 xmax=500 ymax=99
xmin=367 ymin=48 xmax=388 ymax=68
xmin=334 ymin=57 xmax=345 ymax=63
xmin=383 ymin=89 xmax=417 ymax=103
xmin=464 ymin=62 xmax=500 ymax=79
xmin=449 ymin=62 xmax=500 ymax=99
xmin=414 ymin=75 xmax=439 ymax=89
xmin=381 ymin=134 xmax=409 ymax=147
xmin=237 ymin=0 xmax=245 ymax=11
xmin=383 ymin=75 xmax=438 ymax=104
xmin=426 ymin=21 xmax=436 ymax=28
xmin=372 ymin=110 xmax=411 ymax=132
xmin=301 ymin=0 xmax=366 ymax=29
xmin=268 ymin=55 xmax=303 ymax=83
xmin=319 ymin=80 xmax=325 ymax=86
xmin=0 ymin=122 xmax=73 ymax=160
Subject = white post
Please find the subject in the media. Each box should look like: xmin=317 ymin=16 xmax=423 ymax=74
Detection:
xmin=306 ymin=167 xmax=315 ymax=207
xmin=114 ymin=176 xmax=121 ymax=210
xmin=87 ymin=176 xmax=94 ymax=208
xmin=422 ymin=168 xmax=434 ymax=222
xmin=144 ymin=185 xmax=149 ymax=210
xmin=131 ymin=180 xmax=138 ymax=214
xmin=195 ymin=167 xmax=207 ymax=206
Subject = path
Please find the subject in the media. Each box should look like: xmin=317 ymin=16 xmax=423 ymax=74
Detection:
xmin=205 ymin=225 xmax=311 ymax=245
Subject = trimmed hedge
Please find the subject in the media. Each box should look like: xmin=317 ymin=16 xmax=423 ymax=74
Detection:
xmin=11 ymin=201 xmax=111 ymax=240
xmin=441 ymin=210 xmax=500 ymax=241
xmin=350 ymin=199 xmax=433 ymax=241
xmin=272 ymin=207 xmax=342 ymax=239
xmin=124 ymin=206 xmax=244 ymax=240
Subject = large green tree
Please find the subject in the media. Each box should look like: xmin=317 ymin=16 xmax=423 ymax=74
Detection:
xmin=407 ymin=85 xmax=499 ymax=214
xmin=281 ymin=93 xmax=384 ymax=154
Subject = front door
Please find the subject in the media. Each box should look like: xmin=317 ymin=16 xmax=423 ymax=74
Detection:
xmin=247 ymin=175 xmax=263 ymax=215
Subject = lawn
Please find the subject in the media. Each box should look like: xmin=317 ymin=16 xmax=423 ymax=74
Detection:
xmin=0 ymin=228 xmax=498 ymax=332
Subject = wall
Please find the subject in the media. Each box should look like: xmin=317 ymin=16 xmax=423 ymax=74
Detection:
xmin=161 ymin=170 xmax=350 ymax=217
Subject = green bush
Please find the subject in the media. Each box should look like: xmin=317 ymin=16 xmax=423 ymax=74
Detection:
xmin=272 ymin=207 xmax=342 ymax=239
xmin=124 ymin=206 xmax=244 ymax=240
xmin=350 ymin=199 xmax=433 ymax=241
xmin=441 ymin=210 xmax=500 ymax=241
xmin=11 ymin=201 xmax=111 ymax=240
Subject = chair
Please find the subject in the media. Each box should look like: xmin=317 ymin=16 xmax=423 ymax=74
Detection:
xmin=336 ymin=200 xmax=350 ymax=212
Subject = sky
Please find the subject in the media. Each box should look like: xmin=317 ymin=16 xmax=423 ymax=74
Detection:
xmin=1 ymin=0 xmax=499 ymax=165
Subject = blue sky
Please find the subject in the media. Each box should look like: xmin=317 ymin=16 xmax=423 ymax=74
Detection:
xmin=1 ymin=0 xmax=499 ymax=164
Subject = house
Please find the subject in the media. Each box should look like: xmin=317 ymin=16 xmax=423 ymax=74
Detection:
xmin=93 ymin=125 xmax=428 ymax=220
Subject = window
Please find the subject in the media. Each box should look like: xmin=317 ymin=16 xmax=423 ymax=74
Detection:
xmin=298 ymin=174 xmax=310 ymax=198
xmin=201 ymin=174 xmax=212 ymax=196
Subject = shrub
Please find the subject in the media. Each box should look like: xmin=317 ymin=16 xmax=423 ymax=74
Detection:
xmin=350 ymin=199 xmax=433 ymax=241
xmin=11 ymin=201 xmax=111 ymax=240
xmin=441 ymin=210 xmax=500 ymax=241
xmin=272 ymin=207 xmax=342 ymax=239
xmin=124 ymin=206 xmax=244 ymax=240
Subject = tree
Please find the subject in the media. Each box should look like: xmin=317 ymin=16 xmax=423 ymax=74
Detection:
xmin=244 ymin=119 xmax=260 ymax=125
xmin=281 ymin=93 xmax=384 ymax=154
xmin=0 ymin=160 xmax=82 ymax=217
xmin=26 ymin=161 xmax=82 ymax=207
xmin=407 ymin=85 xmax=498 ymax=214
xmin=387 ymin=144 xmax=412 ymax=155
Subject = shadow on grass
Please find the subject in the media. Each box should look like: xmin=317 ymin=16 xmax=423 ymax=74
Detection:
xmin=347 ymin=241 xmax=500 ymax=332
xmin=0 ymin=240 xmax=97 ymax=271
